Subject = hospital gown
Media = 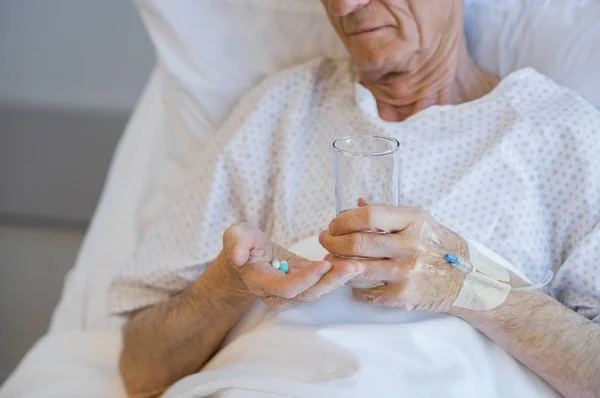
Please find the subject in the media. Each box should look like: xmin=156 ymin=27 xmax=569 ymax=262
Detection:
xmin=109 ymin=57 xmax=600 ymax=321
xmin=108 ymin=57 xmax=600 ymax=397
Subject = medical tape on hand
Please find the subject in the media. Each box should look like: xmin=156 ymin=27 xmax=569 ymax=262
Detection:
xmin=452 ymin=241 xmax=512 ymax=311
xmin=467 ymin=242 xmax=510 ymax=282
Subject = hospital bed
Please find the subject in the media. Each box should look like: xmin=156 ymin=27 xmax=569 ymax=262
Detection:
xmin=1 ymin=0 xmax=600 ymax=396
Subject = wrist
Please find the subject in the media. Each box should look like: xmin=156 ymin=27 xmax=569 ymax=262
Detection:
xmin=451 ymin=289 xmax=548 ymax=328
xmin=192 ymin=252 xmax=255 ymax=302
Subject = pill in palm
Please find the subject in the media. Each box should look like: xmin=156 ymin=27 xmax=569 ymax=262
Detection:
xmin=271 ymin=259 xmax=289 ymax=274
xmin=280 ymin=261 xmax=289 ymax=274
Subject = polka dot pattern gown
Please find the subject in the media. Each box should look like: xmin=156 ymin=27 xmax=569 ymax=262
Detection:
xmin=108 ymin=58 xmax=600 ymax=323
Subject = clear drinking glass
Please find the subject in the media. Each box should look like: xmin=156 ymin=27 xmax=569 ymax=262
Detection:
xmin=333 ymin=135 xmax=400 ymax=216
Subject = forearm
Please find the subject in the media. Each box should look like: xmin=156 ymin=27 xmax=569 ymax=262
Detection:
xmin=454 ymin=290 xmax=600 ymax=398
xmin=119 ymin=254 xmax=256 ymax=397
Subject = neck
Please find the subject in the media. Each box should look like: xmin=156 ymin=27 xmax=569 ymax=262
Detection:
xmin=361 ymin=38 xmax=499 ymax=122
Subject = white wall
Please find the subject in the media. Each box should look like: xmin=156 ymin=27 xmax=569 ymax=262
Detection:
xmin=0 ymin=0 xmax=155 ymax=113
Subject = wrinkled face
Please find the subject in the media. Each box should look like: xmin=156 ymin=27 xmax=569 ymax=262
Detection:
xmin=321 ymin=0 xmax=463 ymax=82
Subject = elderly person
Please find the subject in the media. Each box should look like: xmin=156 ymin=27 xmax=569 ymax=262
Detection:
xmin=111 ymin=0 xmax=600 ymax=397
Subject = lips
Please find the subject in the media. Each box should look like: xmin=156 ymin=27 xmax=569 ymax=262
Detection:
xmin=347 ymin=25 xmax=392 ymax=36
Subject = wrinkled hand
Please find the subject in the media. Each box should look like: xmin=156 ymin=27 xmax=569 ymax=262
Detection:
xmin=222 ymin=223 xmax=363 ymax=309
xmin=319 ymin=205 xmax=469 ymax=313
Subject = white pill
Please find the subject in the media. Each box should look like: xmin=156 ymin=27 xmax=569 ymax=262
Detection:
xmin=271 ymin=259 xmax=281 ymax=269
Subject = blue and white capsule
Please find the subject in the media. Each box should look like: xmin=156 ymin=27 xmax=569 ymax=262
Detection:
xmin=271 ymin=259 xmax=289 ymax=274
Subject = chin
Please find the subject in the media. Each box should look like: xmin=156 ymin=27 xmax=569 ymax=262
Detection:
xmin=352 ymin=52 xmax=405 ymax=81
xmin=350 ymin=44 xmax=413 ymax=82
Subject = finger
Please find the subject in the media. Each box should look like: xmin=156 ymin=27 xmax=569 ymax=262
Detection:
xmin=243 ymin=260 xmax=331 ymax=299
xmin=346 ymin=280 xmax=385 ymax=289
xmin=223 ymin=223 xmax=268 ymax=266
xmin=320 ymin=230 xmax=421 ymax=259
xmin=261 ymin=296 xmax=295 ymax=311
xmin=352 ymin=284 xmax=404 ymax=308
xmin=328 ymin=205 xmax=430 ymax=236
xmin=323 ymin=255 xmax=385 ymax=288
xmin=357 ymin=197 xmax=370 ymax=207
xmin=231 ymin=243 xmax=251 ymax=266
xmin=325 ymin=254 xmax=412 ymax=281
xmin=294 ymin=260 xmax=364 ymax=302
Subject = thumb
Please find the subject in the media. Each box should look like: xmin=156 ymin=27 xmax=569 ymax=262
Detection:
xmin=357 ymin=197 xmax=370 ymax=207
xmin=223 ymin=223 xmax=256 ymax=266
xmin=231 ymin=242 xmax=251 ymax=266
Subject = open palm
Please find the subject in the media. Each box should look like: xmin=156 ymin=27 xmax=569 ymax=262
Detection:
xmin=223 ymin=223 xmax=362 ymax=309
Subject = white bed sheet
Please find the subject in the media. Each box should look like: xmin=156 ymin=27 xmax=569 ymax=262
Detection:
xmin=0 ymin=331 xmax=125 ymax=398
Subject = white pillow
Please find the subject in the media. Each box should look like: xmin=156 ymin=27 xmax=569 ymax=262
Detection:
xmin=133 ymin=0 xmax=347 ymax=233
xmin=136 ymin=0 xmax=345 ymax=135
xmin=465 ymin=0 xmax=600 ymax=109
xmin=136 ymin=0 xmax=600 ymax=135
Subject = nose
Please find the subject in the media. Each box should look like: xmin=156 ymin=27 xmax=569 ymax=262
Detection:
xmin=327 ymin=0 xmax=371 ymax=17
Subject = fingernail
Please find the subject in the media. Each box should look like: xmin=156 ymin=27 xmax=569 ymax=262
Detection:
xmin=328 ymin=221 xmax=336 ymax=233
xmin=319 ymin=265 xmax=332 ymax=276
xmin=319 ymin=230 xmax=326 ymax=242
